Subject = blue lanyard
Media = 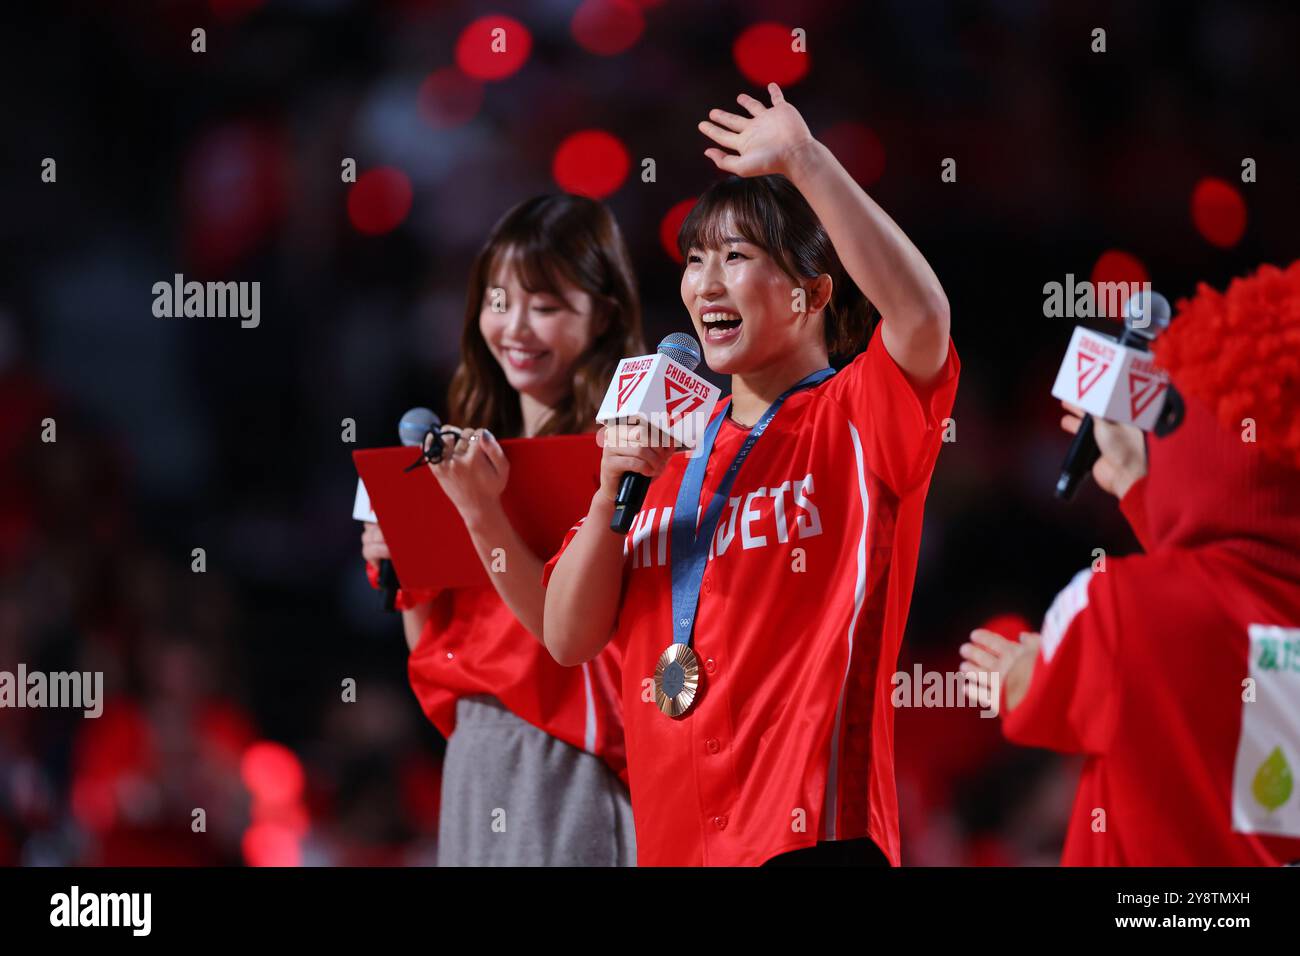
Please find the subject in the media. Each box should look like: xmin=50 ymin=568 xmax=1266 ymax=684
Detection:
xmin=669 ymin=367 xmax=835 ymax=648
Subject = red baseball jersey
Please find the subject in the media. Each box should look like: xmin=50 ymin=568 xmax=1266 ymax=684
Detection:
xmin=543 ymin=330 xmax=960 ymax=866
xmin=366 ymin=564 xmax=628 ymax=783
xmin=1003 ymin=473 xmax=1300 ymax=866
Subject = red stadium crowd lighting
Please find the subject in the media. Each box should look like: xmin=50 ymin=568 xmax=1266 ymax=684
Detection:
xmin=733 ymin=21 xmax=810 ymax=87
xmin=455 ymin=15 xmax=533 ymax=82
xmin=659 ymin=198 xmax=696 ymax=264
xmin=551 ymin=130 xmax=631 ymax=199
xmin=417 ymin=66 xmax=485 ymax=130
xmin=240 ymin=742 xmax=308 ymax=867
xmin=1090 ymin=249 xmax=1150 ymax=319
xmin=820 ymin=121 xmax=886 ymax=188
xmin=571 ymin=0 xmax=645 ymax=57
xmin=1191 ymin=177 xmax=1247 ymax=248
xmin=240 ymin=741 xmax=304 ymax=805
xmin=348 ymin=167 xmax=414 ymax=236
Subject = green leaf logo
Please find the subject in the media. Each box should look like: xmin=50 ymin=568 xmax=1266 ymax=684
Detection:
xmin=1252 ymin=746 xmax=1294 ymax=811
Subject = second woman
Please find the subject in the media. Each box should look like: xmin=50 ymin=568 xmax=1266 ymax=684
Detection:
xmin=362 ymin=194 xmax=644 ymax=865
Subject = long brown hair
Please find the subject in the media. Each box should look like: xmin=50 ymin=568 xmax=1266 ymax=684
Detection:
xmin=448 ymin=194 xmax=645 ymax=437
xmin=676 ymin=174 xmax=876 ymax=359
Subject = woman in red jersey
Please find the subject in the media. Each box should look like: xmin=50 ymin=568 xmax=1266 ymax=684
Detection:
xmin=363 ymin=194 xmax=644 ymax=865
xmin=543 ymin=84 xmax=958 ymax=866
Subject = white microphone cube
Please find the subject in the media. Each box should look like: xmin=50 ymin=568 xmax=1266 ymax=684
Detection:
xmin=1050 ymin=326 xmax=1171 ymax=431
xmin=596 ymin=354 xmax=721 ymax=449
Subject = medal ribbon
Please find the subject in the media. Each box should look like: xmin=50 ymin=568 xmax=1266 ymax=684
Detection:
xmin=669 ymin=367 xmax=835 ymax=648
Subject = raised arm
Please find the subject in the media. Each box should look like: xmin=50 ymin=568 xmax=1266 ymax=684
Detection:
xmin=699 ymin=82 xmax=950 ymax=383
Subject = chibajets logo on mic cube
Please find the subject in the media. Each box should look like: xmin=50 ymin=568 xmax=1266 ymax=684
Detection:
xmin=1050 ymin=326 xmax=1171 ymax=430
xmin=597 ymin=354 xmax=720 ymax=450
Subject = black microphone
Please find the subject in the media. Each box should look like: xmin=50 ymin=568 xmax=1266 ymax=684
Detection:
xmin=380 ymin=406 xmax=440 ymax=611
xmin=1055 ymin=292 xmax=1171 ymax=500
xmin=611 ymin=333 xmax=704 ymax=533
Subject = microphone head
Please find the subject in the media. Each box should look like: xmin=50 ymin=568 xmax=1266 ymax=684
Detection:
xmin=398 ymin=407 xmax=440 ymax=447
xmin=657 ymin=332 xmax=703 ymax=372
xmin=1123 ymin=290 xmax=1172 ymax=337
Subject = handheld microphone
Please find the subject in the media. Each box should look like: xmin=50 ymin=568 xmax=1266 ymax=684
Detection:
xmin=379 ymin=407 xmax=440 ymax=611
xmin=597 ymin=333 xmax=716 ymax=534
xmin=1055 ymin=291 xmax=1172 ymax=500
xmin=613 ymin=334 xmax=703 ymax=532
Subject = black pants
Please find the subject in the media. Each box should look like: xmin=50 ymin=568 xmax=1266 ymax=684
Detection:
xmin=762 ymin=837 xmax=890 ymax=866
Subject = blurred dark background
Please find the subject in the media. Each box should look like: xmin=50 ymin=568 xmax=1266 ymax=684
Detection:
xmin=1 ymin=0 xmax=1296 ymax=865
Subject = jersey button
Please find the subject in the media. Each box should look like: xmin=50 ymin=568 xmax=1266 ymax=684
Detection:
xmin=703 ymin=577 xmax=713 ymax=594
xmin=704 ymin=657 xmax=717 ymax=674
xmin=446 ymin=652 xmax=455 ymax=660
xmin=713 ymin=814 xmax=728 ymax=830
xmin=705 ymin=737 xmax=720 ymax=754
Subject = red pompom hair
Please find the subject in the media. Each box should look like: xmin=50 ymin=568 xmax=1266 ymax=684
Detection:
xmin=1153 ymin=260 xmax=1300 ymax=470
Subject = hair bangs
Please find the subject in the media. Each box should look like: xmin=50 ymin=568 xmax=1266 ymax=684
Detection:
xmin=489 ymin=235 xmax=581 ymax=312
xmin=677 ymin=179 xmax=785 ymax=262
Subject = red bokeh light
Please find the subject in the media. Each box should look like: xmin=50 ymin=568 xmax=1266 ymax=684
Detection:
xmin=251 ymin=795 xmax=311 ymax=838
xmin=659 ymin=198 xmax=697 ymax=264
xmin=572 ymin=0 xmax=645 ymax=56
xmin=417 ymin=67 xmax=484 ymax=129
xmin=242 ymin=823 xmax=302 ymax=867
xmin=182 ymin=121 xmax=288 ymax=275
xmin=551 ymin=130 xmax=630 ymax=199
xmin=196 ymin=703 xmax=258 ymax=766
xmin=819 ymin=122 xmax=886 ymax=187
xmin=240 ymin=741 xmax=305 ymax=805
xmin=733 ymin=22 xmax=810 ymax=87
xmin=347 ymin=167 xmax=414 ymax=236
xmin=455 ymin=15 xmax=532 ymax=81
xmin=71 ymin=778 xmax=117 ymax=834
xmin=400 ymin=755 xmax=443 ymax=831
xmin=1190 ymin=177 xmax=1247 ymax=248
xmin=69 ymin=701 xmax=154 ymax=833
xmin=1089 ymin=250 xmax=1149 ymax=320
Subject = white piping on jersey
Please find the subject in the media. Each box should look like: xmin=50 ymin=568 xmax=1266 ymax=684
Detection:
xmin=581 ymin=661 xmax=596 ymax=753
xmin=657 ymin=506 xmax=673 ymax=566
xmin=824 ymin=420 xmax=870 ymax=841
xmin=626 ymin=509 xmax=650 ymax=567
xmin=1041 ymin=568 xmax=1094 ymax=663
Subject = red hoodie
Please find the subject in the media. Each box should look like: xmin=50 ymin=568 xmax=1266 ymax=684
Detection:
xmin=1003 ymin=395 xmax=1300 ymax=865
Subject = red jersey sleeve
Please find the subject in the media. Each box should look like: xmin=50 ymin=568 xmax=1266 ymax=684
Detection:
xmin=541 ymin=516 xmax=588 ymax=589
xmin=1002 ymin=568 xmax=1120 ymax=755
xmin=820 ymin=328 xmax=960 ymax=494
xmin=542 ymin=513 xmax=634 ymax=635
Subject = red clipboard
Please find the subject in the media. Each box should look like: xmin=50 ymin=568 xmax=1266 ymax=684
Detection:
xmin=352 ymin=434 xmax=602 ymax=591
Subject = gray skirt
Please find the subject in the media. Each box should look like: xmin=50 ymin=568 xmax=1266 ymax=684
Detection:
xmin=437 ymin=694 xmax=636 ymax=866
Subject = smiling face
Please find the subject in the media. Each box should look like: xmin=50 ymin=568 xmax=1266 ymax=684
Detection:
xmin=680 ymin=209 xmax=823 ymax=376
xmin=479 ymin=247 xmax=601 ymax=407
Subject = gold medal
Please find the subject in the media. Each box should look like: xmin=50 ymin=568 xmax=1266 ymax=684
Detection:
xmin=654 ymin=643 xmax=701 ymax=718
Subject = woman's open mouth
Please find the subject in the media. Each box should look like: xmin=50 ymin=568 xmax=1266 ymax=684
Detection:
xmin=702 ymin=309 xmax=742 ymax=344
xmin=502 ymin=346 xmax=549 ymax=370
